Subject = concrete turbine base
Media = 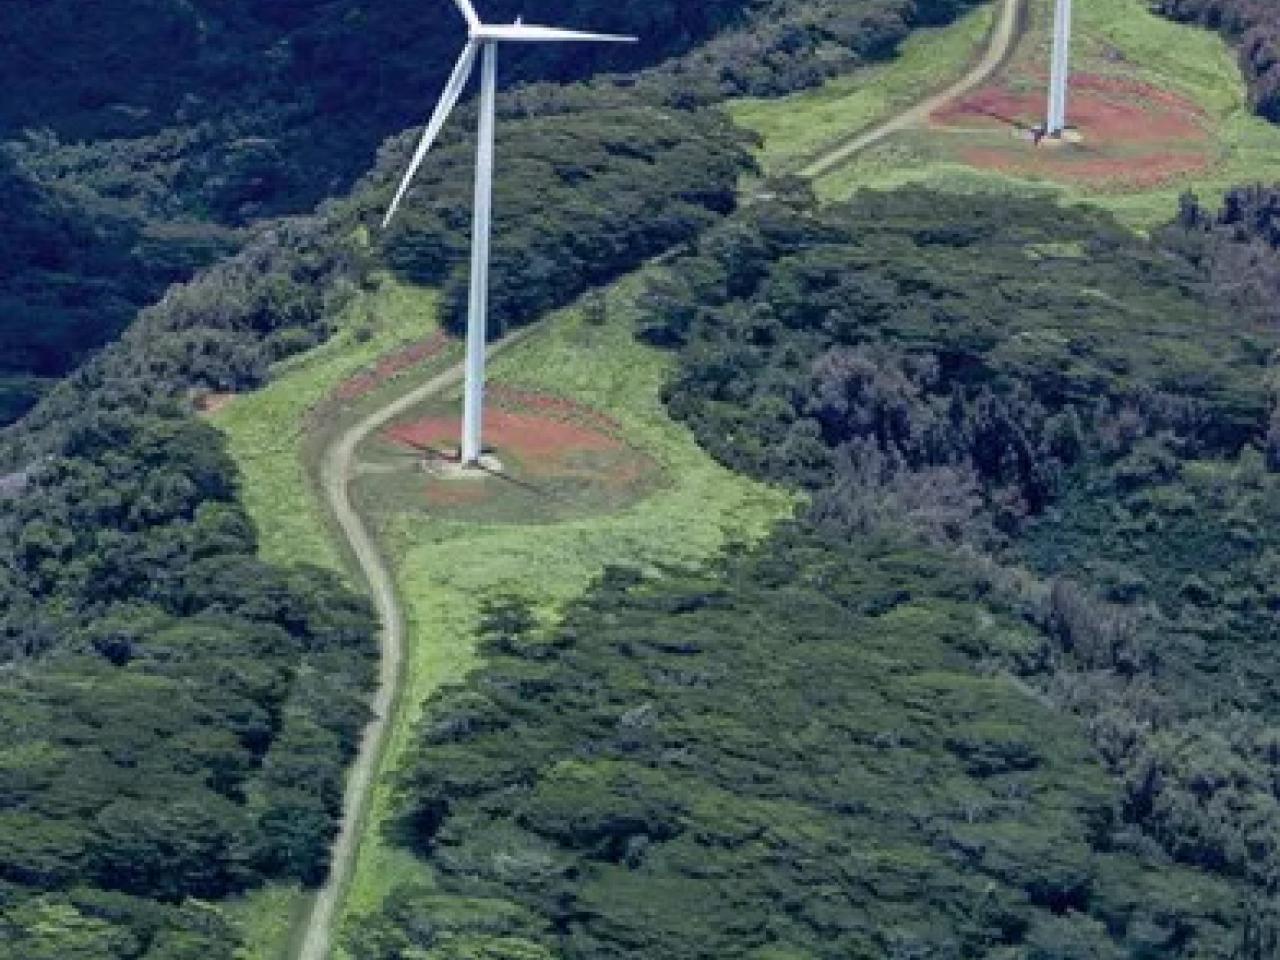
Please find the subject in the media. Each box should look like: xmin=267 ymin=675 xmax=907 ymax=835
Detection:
xmin=1013 ymin=127 xmax=1084 ymax=145
xmin=423 ymin=453 xmax=505 ymax=479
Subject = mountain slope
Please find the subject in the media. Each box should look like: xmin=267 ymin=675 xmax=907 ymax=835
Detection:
xmin=0 ymin=0 xmax=985 ymax=427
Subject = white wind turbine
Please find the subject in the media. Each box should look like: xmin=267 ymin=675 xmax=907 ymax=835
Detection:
xmin=1045 ymin=0 xmax=1073 ymax=137
xmin=382 ymin=0 xmax=636 ymax=467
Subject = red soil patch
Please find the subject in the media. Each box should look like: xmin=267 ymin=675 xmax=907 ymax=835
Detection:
xmin=932 ymin=73 xmax=1208 ymax=142
xmin=931 ymin=73 xmax=1212 ymax=189
xmin=959 ymin=148 xmax=1211 ymax=190
xmin=486 ymin=385 xmax=623 ymax=435
xmin=386 ymin=409 xmax=621 ymax=466
xmin=379 ymin=389 xmax=659 ymax=518
xmin=335 ymin=331 xmax=450 ymax=401
xmin=195 ymin=392 xmax=236 ymax=415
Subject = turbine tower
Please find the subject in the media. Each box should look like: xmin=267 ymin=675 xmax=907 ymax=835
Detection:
xmin=1046 ymin=0 xmax=1073 ymax=137
xmin=383 ymin=0 xmax=635 ymax=467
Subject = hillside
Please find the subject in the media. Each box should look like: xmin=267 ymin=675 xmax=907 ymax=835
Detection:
xmin=0 ymin=2 xmax=1010 ymax=958
xmin=3 ymin=0 xmax=1280 ymax=958
xmin=731 ymin=0 xmax=1280 ymax=227
xmin=0 ymin=0 xmax=981 ymax=427
xmin=337 ymin=186 xmax=1280 ymax=959
xmin=1154 ymin=0 xmax=1280 ymax=120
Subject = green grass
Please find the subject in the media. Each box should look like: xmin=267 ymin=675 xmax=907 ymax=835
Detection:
xmin=333 ymin=277 xmax=796 ymax=952
xmin=213 ymin=276 xmax=445 ymax=576
xmin=212 ymin=275 xmax=451 ymax=959
xmin=224 ymin=884 xmax=309 ymax=960
xmin=727 ymin=3 xmax=998 ymax=175
xmin=736 ymin=0 xmax=1280 ymax=229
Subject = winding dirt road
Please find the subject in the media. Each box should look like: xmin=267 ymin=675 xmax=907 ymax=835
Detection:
xmin=800 ymin=0 xmax=1022 ymax=180
xmin=291 ymin=1 xmax=1024 ymax=955
xmin=295 ymin=331 xmax=529 ymax=960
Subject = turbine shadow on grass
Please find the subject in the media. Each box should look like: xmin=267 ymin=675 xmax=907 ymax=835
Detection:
xmin=387 ymin=439 xmax=558 ymax=501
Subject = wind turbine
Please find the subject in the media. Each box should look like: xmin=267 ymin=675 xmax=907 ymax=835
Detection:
xmin=382 ymin=0 xmax=636 ymax=467
xmin=1045 ymin=0 xmax=1073 ymax=137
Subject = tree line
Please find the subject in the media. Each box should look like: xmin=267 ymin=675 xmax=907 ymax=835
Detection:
xmin=0 ymin=406 xmax=378 ymax=957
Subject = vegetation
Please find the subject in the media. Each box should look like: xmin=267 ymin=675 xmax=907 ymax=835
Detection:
xmin=0 ymin=405 xmax=378 ymax=956
xmin=1154 ymin=0 xmax=1280 ymax=121
xmin=351 ymin=183 xmax=1280 ymax=958
xmin=1159 ymin=184 xmax=1280 ymax=336
xmin=370 ymin=104 xmax=754 ymax=336
xmin=6 ymin=0 xmax=1280 ymax=956
xmin=0 ymin=0 xmax=984 ymax=426
xmin=757 ymin=0 xmax=1280 ymax=230
xmin=333 ymin=280 xmax=795 ymax=944
xmin=727 ymin=2 xmax=998 ymax=174
xmin=360 ymin=536 xmax=1248 ymax=959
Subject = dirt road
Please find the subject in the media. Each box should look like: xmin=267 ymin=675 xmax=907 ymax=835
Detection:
xmin=291 ymin=1 xmax=1024 ymax=955
xmin=800 ymin=0 xmax=1023 ymax=180
xmin=294 ymin=330 xmax=530 ymax=960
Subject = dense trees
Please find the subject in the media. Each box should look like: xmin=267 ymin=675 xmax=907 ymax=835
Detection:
xmin=0 ymin=151 xmax=237 ymax=424
xmin=642 ymin=186 xmax=1272 ymax=519
xmin=373 ymin=104 xmax=753 ymax=336
xmin=1160 ymin=185 xmax=1280 ymax=331
xmin=357 ymin=185 xmax=1280 ymax=957
xmin=351 ymin=538 xmax=1249 ymax=958
xmin=0 ymin=406 xmax=377 ymax=953
xmin=647 ymin=184 xmax=1280 ymax=938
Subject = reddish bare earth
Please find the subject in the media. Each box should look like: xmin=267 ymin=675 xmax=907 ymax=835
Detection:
xmin=930 ymin=73 xmax=1212 ymax=188
xmin=335 ymin=331 xmax=450 ymax=401
xmin=195 ymin=391 xmax=237 ymax=415
xmin=381 ymin=389 xmax=659 ymax=517
xmin=386 ymin=409 xmax=622 ymax=465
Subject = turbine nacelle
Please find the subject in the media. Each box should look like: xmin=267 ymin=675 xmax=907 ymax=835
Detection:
xmin=382 ymin=0 xmax=636 ymax=228
xmin=451 ymin=0 xmax=634 ymax=44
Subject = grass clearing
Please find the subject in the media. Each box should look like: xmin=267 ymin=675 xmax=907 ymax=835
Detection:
xmin=216 ymin=272 xmax=795 ymax=956
xmin=333 ymin=275 xmax=796 ymax=950
xmin=213 ymin=277 xmax=447 ymax=575
xmin=213 ymin=275 xmax=453 ymax=959
xmin=728 ymin=3 xmax=998 ymax=175
xmin=738 ymin=0 xmax=1280 ymax=229
xmin=224 ymin=884 xmax=310 ymax=960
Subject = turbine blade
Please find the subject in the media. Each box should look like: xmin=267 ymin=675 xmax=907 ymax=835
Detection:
xmin=473 ymin=24 xmax=637 ymax=43
xmin=450 ymin=0 xmax=479 ymax=28
xmin=383 ymin=41 xmax=479 ymax=228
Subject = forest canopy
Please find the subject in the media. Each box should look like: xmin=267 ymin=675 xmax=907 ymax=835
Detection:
xmin=352 ymin=185 xmax=1280 ymax=958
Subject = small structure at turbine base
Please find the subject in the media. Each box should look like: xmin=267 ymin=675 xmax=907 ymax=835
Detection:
xmin=1045 ymin=0 xmax=1073 ymax=137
